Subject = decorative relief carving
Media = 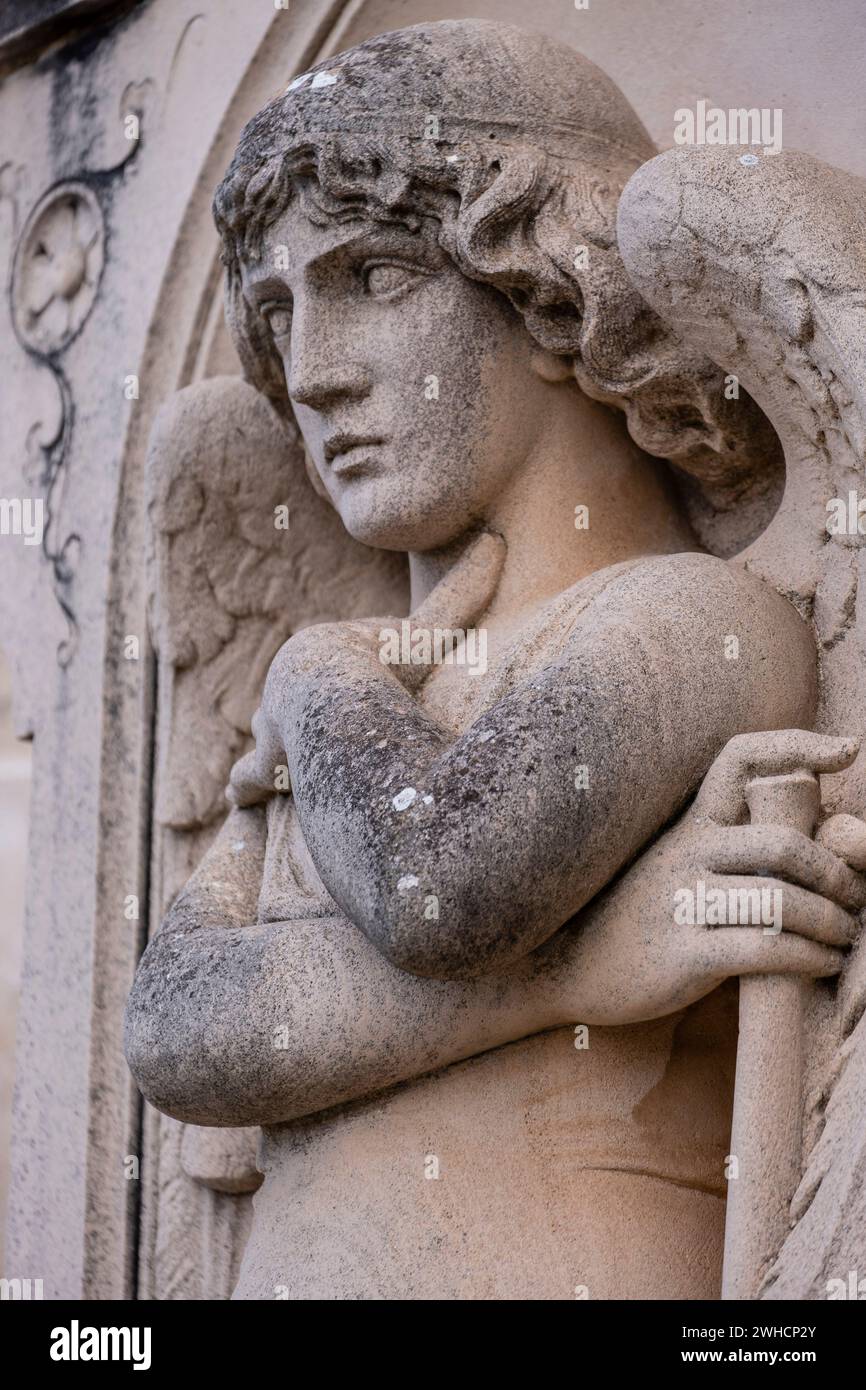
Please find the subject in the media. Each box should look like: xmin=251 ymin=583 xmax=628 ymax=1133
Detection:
xmin=12 ymin=182 xmax=104 ymax=354
xmin=9 ymin=78 xmax=144 ymax=663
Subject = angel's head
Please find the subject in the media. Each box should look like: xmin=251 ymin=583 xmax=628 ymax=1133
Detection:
xmin=215 ymin=20 xmax=777 ymax=551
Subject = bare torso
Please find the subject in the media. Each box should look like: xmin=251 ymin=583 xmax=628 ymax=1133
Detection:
xmin=231 ymin=553 xmax=804 ymax=1299
xmin=126 ymin=550 xmax=818 ymax=1299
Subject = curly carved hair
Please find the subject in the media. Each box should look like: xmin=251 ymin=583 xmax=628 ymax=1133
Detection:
xmin=213 ymin=21 xmax=779 ymax=503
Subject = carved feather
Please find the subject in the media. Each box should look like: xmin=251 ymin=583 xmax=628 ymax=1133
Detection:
xmin=144 ymin=373 xmax=408 ymax=1295
xmin=618 ymin=144 xmax=866 ymax=1296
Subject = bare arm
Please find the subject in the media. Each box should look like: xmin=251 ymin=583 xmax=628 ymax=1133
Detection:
xmin=126 ymin=553 xmax=850 ymax=1128
xmin=125 ymin=795 xmax=564 ymax=1124
xmin=125 ymin=729 xmax=857 ymax=1128
xmin=251 ymin=552 xmax=819 ymax=977
xmin=125 ymin=896 xmax=565 ymax=1128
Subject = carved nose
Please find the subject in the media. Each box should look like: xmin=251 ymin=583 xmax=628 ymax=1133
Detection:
xmin=288 ymin=348 xmax=370 ymax=411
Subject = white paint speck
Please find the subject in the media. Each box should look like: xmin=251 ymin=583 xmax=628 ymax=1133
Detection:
xmin=287 ymin=74 xmax=309 ymax=91
xmin=477 ymin=730 xmax=495 ymax=743
xmin=311 ymin=71 xmax=338 ymax=89
xmin=397 ymin=874 xmax=420 ymax=892
xmin=231 ymin=841 xmax=246 ymax=854
xmin=392 ymin=787 xmax=417 ymax=811
xmin=422 ymin=794 xmax=434 ymax=805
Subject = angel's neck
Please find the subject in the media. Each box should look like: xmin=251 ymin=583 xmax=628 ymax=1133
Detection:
xmin=409 ymin=394 xmax=695 ymax=621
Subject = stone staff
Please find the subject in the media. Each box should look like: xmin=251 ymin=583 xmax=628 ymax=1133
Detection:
xmin=721 ymin=769 xmax=820 ymax=1299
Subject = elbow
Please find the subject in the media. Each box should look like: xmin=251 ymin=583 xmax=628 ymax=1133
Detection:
xmin=123 ymin=938 xmax=174 ymax=1105
xmin=124 ymin=1011 xmax=191 ymax=1124
xmin=123 ymin=953 xmax=217 ymax=1125
xmin=123 ymin=929 xmax=269 ymax=1127
xmin=362 ymin=880 xmax=520 ymax=981
xmin=124 ymin=992 xmax=273 ymax=1127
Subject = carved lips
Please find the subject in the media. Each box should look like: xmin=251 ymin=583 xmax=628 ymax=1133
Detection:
xmin=323 ymin=433 xmax=388 ymax=476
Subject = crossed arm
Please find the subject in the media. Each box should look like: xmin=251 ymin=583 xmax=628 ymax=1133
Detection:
xmin=233 ymin=551 xmax=820 ymax=977
xmin=124 ymin=801 xmax=578 ymax=1126
xmin=125 ymin=552 xmax=863 ymax=1127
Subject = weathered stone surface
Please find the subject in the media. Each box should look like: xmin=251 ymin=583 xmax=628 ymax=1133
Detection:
xmin=122 ymin=19 xmax=866 ymax=1299
xmin=4 ymin=1 xmax=866 ymax=1304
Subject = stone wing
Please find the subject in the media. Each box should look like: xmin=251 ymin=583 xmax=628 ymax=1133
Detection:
xmin=144 ymin=373 xmax=408 ymax=1296
xmin=618 ymin=144 xmax=866 ymax=1296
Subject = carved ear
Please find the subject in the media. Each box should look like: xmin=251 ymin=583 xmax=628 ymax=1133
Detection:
xmin=529 ymin=347 xmax=573 ymax=383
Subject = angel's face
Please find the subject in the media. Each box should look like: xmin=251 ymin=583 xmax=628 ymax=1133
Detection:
xmin=242 ymin=201 xmax=561 ymax=551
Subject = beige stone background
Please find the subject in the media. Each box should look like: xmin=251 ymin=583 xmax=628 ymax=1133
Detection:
xmin=0 ymin=648 xmax=30 ymax=1275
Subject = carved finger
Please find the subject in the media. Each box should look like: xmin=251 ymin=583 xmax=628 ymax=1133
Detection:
xmin=700 ymin=927 xmax=845 ymax=979
xmin=702 ymin=825 xmax=866 ymax=911
xmin=694 ymin=874 xmax=858 ymax=947
xmin=226 ymin=750 xmax=265 ymax=807
xmin=816 ymin=813 xmax=866 ymax=870
xmin=410 ymin=530 xmax=506 ymax=635
xmin=695 ymin=731 xmax=859 ymax=824
xmin=227 ymin=742 xmax=288 ymax=807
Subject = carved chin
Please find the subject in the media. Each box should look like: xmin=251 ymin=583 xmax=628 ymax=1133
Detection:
xmin=335 ymin=489 xmax=467 ymax=553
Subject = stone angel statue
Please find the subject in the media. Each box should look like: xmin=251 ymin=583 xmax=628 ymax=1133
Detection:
xmin=125 ymin=19 xmax=866 ymax=1300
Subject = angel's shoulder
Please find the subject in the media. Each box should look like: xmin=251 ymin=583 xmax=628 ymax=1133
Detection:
xmin=569 ymin=549 xmax=803 ymax=633
xmin=561 ymin=549 xmax=816 ymax=702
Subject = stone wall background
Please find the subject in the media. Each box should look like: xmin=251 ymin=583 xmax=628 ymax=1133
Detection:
xmin=2 ymin=0 xmax=864 ymax=1299
xmin=0 ymin=648 xmax=31 ymax=1277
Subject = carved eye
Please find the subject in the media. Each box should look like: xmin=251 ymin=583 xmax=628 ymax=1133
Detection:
xmin=363 ymin=263 xmax=416 ymax=298
xmin=264 ymin=304 xmax=293 ymax=338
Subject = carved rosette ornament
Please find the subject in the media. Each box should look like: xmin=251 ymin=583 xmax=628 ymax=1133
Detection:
xmin=12 ymin=182 xmax=104 ymax=354
xmin=8 ymin=181 xmax=106 ymax=665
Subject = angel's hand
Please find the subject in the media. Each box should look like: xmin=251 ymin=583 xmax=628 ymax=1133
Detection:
xmin=546 ymin=730 xmax=864 ymax=1026
xmin=386 ymin=529 xmax=505 ymax=692
xmin=231 ymin=527 xmax=506 ymax=794
xmin=224 ymin=614 xmax=394 ymax=810
xmin=271 ymin=527 xmax=506 ymax=692
xmin=226 ymin=707 xmax=288 ymax=808
xmin=224 ymin=607 xmax=409 ymax=812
